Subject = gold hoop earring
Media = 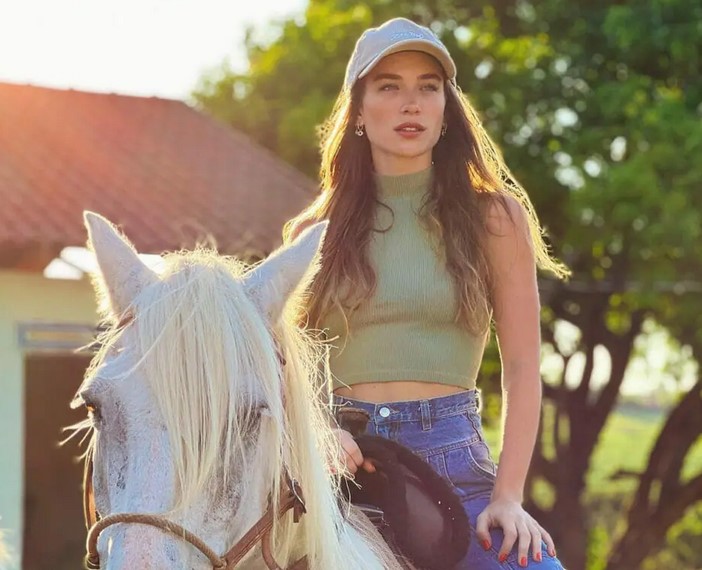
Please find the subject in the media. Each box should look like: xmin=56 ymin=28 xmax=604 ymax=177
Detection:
xmin=355 ymin=124 xmax=365 ymax=137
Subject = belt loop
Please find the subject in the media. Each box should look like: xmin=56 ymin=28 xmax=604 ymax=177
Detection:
xmin=475 ymin=389 xmax=482 ymax=413
xmin=420 ymin=400 xmax=432 ymax=431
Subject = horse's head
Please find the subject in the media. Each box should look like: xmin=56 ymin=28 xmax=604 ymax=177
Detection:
xmin=74 ymin=212 xmax=327 ymax=569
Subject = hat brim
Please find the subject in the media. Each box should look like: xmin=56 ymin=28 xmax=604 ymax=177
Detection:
xmin=357 ymin=39 xmax=457 ymax=84
xmin=344 ymin=434 xmax=471 ymax=570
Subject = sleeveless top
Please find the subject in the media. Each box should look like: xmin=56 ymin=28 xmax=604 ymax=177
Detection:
xmin=318 ymin=166 xmax=488 ymax=390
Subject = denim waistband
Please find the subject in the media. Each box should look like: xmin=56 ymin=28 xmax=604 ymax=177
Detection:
xmin=332 ymin=389 xmax=480 ymax=425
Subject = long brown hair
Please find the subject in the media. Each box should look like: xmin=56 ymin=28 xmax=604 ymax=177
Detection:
xmin=283 ymin=79 xmax=569 ymax=335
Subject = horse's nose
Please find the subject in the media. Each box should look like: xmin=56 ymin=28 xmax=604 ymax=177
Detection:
xmin=102 ymin=525 xmax=177 ymax=570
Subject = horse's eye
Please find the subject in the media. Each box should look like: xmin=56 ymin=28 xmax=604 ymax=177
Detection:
xmin=246 ymin=404 xmax=270 ymax=425
xmin=256 ymin=404 xmax=271 ymax=418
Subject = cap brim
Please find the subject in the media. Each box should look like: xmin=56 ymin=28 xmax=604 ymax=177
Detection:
xmin=357 ymin=39 xmax=457 ymax=83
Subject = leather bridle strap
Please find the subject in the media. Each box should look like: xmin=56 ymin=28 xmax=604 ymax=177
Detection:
xmin=83 ymin=448 xmax=97 ymax=531
xmin=261 ymin=528 xmax=310 ymax=570
xmin=86 ymin=513 xmax=226 ymax=569
xmin=219 ymin=479 xmax=307 ymax=568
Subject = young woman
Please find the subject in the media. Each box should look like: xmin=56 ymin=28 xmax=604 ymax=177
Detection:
xmin=284 ymin=17 xmax=568 ymax=570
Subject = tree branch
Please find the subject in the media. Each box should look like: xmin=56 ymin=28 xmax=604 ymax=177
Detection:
xmin=606 ymin=379 xmax=702 ymax=569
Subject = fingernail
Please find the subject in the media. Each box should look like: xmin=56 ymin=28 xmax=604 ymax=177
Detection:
xmin=548 ymin=548 xmax=556 ymax=557
xmin=498 ymin=553 xmax=507 ymax=563
xmin=481 ymin=539 xmax=491 ymax=550
xmin=520 ymin=556 xmax=527 ymax=567
xmin=536 ymin=552 xmax=542 ymax=562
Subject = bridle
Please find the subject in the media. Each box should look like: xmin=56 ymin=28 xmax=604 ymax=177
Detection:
xmin=83 ymin=311 xmax=307 ymax=569
xmin=83 ymin=452 xmax=308 ymax=569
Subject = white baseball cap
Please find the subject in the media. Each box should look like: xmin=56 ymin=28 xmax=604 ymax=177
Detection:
xmin=344 ymin=18 xmax=457 ymax=90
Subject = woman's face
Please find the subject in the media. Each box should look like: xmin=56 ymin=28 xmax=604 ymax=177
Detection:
xmin=358 ymin=50 xmax=446 ymax=175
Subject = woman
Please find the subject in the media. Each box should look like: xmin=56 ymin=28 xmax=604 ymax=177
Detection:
xmin=284 ymin=17 xmax=568 ymax=569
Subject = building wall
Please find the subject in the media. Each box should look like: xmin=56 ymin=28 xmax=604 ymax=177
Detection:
xmin=0 ymin=271 xmax=97 ymax=569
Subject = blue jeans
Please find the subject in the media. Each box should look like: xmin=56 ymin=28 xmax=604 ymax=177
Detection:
xmin=333 ymin=390 xmax=564 ymax=569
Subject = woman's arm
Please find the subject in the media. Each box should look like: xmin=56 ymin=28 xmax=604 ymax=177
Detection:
xmin=475 ymin=195 xmax=556 ymax=565
xmin=488 ymin=195 xmax=541 ymax=503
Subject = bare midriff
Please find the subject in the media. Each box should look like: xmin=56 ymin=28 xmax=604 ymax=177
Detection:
xmin=333 ymin=380 xmax=467 ymax=403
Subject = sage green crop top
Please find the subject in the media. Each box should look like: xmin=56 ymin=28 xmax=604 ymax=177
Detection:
xmin=319 ymin=166 xmax=488 ymax=391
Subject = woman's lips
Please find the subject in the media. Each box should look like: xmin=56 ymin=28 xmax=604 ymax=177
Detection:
xmin=394 ymin=123 xmax=426 ymax=138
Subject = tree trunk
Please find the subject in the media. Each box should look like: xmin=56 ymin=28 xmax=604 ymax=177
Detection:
xmin=606 ymin=379 xmax=702 ymax=570
xmin=532 ymin=288 xmax=644 ymax=569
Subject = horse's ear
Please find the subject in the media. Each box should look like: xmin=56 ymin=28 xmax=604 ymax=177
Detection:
xmin=244 ymin=221 xmax=328 ymax=323
xmin=84 ymin=211 xmax=158 ymax=318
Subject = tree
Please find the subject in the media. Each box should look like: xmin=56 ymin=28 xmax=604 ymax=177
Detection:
xmin=193 ymin=1 xmax=702 ymax=567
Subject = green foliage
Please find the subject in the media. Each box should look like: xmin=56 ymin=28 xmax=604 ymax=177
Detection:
xmin=192 ymin=2 xmax=374 ymax=176
xmin=641 ymin=503 xmax=702 ymax=570
xmin=586 ymin=525 xmax=610 ymax=570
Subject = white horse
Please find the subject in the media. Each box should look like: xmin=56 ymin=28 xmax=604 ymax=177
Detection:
xmin=72 ymin=212 xmax=402 ymax=570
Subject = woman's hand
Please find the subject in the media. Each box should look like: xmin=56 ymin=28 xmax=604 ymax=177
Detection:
xmin=331 ymin=428 xmax=376 ymax=475
xmin=476 ymin=498 xmax=556 ymax=566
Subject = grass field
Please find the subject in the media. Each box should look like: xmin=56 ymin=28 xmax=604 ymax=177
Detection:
xmin=588 ymin=403 xmax=701 ymax=496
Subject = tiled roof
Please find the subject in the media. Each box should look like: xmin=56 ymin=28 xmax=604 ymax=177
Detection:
xmin=0 ymin=82 xmax=316 ymax=259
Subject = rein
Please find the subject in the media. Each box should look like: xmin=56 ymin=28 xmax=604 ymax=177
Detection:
xmin=83 ymin=311 xmax=307 ymax=569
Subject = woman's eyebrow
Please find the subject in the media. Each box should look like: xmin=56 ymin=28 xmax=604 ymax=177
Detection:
xmin=371 ymin=72 xmax=443 ymax=82
xmin=372 ymin=73 xmax=403 ymax=81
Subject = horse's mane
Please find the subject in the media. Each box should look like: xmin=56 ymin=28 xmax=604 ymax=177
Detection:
xmin=79 ymin=248 xmax=396 ymax=569
xmin=0 ymin=529 xmax=11 ymax=568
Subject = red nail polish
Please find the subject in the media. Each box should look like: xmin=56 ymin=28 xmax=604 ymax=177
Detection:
xmin=482 ymin=539 xmax=491 ymax=550
xmin=499 ymin=553 xmax=507 ymax=562
xmin=536 ymin=552 xmax=542 ymax=562
xmin=520 ymin=556 xmax=527 ymax=567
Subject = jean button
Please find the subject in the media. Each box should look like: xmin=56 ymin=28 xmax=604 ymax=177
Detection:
xmin=378 ymin=406 xmax=391 ymax=418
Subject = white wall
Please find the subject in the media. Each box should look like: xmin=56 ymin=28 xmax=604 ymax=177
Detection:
xmin=0 ymin=271 xmax=96 ymax=569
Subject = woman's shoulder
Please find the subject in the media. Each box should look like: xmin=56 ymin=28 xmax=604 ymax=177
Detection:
xmin=478 ymin=192 xmax=528 ymax=237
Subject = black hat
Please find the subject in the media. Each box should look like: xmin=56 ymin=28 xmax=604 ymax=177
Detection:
xmin=341 ymin=433 xmax=470 ymax=569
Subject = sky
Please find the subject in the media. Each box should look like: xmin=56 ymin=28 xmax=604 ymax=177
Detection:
xmin=0 ymin=0 xmax=307 ymax=99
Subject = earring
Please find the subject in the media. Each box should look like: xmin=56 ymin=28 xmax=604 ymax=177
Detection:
xmin=355 ymin=124 xmax=365 ymax=137
xmin=441 ymin=123 xmax=447 ymax=137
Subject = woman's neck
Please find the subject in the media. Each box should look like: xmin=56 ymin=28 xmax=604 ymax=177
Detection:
xmin=370 ymin=150 xmax=433 ymax=176
xmin=374 ymin=165 xmax=433 ymax=197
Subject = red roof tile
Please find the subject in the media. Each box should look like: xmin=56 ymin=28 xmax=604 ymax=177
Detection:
xmin=0 ymin=82 xmax=316 ymax=257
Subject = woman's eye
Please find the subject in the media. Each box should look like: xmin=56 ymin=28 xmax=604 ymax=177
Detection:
xmin=379 ymin=83 xmax=398 ymax=91
xmin=421 ymin=84 xmax=440 ymax=91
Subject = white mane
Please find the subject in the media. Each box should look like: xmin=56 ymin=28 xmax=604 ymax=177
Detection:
xmin=83 ymin=240 xmax=398 ymax=569
xmin=0 ymin=529 xmax=11 ymax=569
